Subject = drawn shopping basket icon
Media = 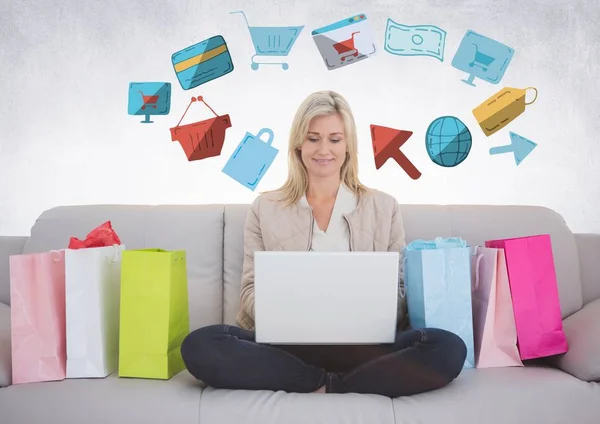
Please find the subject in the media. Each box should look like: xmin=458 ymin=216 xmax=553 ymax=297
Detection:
xmin=230 ymin=10 xmax=304 ymax=70
xmin=169 ymin=96 xmax=232 ymax=162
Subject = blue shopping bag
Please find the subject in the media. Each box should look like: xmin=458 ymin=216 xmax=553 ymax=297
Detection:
xmin=222 ymin=127 xmax=279 ymax=191
xmin=171 ymin=35 xmax=234 ymax=90
xmin=404 ymin=237 xmax=475 ymax=368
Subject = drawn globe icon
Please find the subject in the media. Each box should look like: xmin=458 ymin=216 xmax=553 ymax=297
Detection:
xmin=425 ymin=116 xmax=472 ymax=167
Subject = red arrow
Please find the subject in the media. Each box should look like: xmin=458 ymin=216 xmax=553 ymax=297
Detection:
xmin=370 ymin=124 xmax=421 ymax=180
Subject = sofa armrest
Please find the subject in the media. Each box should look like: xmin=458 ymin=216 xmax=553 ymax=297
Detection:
xmin=0 ymin=302 xmax=11 ymax=387
xmin=553 ymin=298 xmax=600 ymax=382
xmin=574 ymin=233 xmax=600 ymax=305
xmin=0 ymin=236 xmax=28 ymax=306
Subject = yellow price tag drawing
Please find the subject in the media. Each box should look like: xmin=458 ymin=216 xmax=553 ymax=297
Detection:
xmin=472 ymin=87 xmax=538 ymax=136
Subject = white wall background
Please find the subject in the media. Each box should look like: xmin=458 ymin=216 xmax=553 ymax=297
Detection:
xmin=1 ymin=0 xmax=598 ymax=236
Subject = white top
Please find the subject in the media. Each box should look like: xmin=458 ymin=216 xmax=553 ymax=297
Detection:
xmin=300 ymin=183 xmax=358 ymax=252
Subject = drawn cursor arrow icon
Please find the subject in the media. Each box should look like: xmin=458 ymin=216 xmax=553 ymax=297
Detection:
xmin=489 ymin=131 xmax=537 ymax=165
xmin=370 ymin=124 xmax=422 ymax=180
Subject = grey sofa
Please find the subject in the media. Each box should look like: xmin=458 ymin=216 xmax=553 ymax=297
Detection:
xmin=1 ymin=203 xmax=599 ymax=424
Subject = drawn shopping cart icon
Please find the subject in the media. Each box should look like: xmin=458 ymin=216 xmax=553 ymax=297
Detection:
xmin=138 ymin=91 xmax=159 ymax=110
xmin=468 ymin=43 xmax=495 ymax=72
xmin=230 ymin=10 xmax=304 ymax=70
xmin=451 ymin=30 xmax=514 ymax=87
xmin=333 ymin=31 xmax=360 ymax=62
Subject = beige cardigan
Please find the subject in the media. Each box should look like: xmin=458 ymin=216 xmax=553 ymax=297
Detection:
xmin=235 ymin=187 xmax=408 ymax=332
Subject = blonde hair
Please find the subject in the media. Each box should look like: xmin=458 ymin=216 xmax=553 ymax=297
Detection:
xmin=263 ymin=90 xmax=369 ymax=207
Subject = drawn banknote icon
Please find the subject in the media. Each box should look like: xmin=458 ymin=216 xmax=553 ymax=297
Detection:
xmin=384 ymin=18 xmax=447 ymax=61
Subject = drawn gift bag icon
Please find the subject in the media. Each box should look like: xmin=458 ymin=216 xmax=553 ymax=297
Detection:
xmin=222 ymin=128 xmax=279 ymax=191
xmin=169 ymin=96 xmax=232 ymax=161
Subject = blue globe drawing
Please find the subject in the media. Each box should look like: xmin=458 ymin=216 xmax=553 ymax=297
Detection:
xmin=425 ymin=116 xmax=472 ymax=167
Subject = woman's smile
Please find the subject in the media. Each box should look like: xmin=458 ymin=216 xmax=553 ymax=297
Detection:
xmin=313 ymin=158 xmax=334 ymax=165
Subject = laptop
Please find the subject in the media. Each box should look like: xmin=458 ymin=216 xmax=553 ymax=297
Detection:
xmin=253 ymin=251 xmax=400 ymax=345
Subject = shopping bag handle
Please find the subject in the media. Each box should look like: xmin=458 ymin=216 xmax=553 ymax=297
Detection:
xmin=176 ymin=96 xmax=220 ymax=127
xmin=473 ymin=251 xmax=483 ymax=292
xmin=399 ymin=256 xmax=407 ymax=298
xmin=49 ymin=249 xmax=62 ymax=261
xmin=255 ymin=128 xmax=274 ymax=146
xmin=108 ymin=244 xmax=121 ymax=263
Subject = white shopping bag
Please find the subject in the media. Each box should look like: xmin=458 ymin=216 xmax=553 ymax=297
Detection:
xmin=65 ymin=244 xmax=125 ymax=378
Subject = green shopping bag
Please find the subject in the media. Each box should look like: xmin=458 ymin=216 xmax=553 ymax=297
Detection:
xmin=118 ymin=248 xmax=189 ymax=379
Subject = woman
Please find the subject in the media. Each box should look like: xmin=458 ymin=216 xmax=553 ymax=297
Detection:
xmin=180 ymin=90 xmax=467 ymax=398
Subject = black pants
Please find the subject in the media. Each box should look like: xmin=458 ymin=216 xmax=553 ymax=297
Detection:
xmin=180 ymin=324 xmax=467 ymax=398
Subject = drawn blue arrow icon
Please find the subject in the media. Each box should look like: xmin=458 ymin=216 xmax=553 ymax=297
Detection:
xmin=489 ymin=131 xmax=537 ymax=165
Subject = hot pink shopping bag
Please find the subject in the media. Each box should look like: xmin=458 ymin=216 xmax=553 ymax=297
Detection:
xmin=9 ymin=250 xmax=67 ymax=384
xmin=485 ymin=235 xmax=569 ymax=360
xmin=472 ymin=246 xmax=523 ymax=368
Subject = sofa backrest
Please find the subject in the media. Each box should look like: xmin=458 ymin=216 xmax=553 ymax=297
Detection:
xmin=21 ymin=203 xmax=583 ymax=331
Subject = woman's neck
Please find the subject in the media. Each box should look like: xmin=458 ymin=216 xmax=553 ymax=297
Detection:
xmin=306 ymin=175 xmax=342 ymax=201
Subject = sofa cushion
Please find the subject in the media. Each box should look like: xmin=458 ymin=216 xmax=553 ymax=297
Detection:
xmin=0 ymin=302 xmax=11 ymax=387
xmin=199 ymin=385 xmax=395 ymax=424
xmin=392 ymin=366 xmax=600 ymax=423
xmin=223 ymin=205 xmax=247 ymax=326
xmin=22 ymin=204 xmax=225 ymax=330
xmin=0 ymin=371 xmax=203 ymax=424
xmin=574 ymin=233 xmax=600 ymax=305
xmin=554 ymin=297 xmax=600 ymax=382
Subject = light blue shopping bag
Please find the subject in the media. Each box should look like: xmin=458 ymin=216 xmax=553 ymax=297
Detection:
xmin=404 ymin=237 xmax=475 ymax=368
xmin=222 ymin=127 xmax=279 ymax=191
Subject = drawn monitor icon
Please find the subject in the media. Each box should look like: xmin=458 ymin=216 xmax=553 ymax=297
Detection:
xmin=451 ymin=30 xmax=515 ymax=87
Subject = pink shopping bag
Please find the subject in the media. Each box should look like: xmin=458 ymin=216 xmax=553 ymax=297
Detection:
xmin=472 ymin=246 xmax=523 ymax=368
xmin=9 ymin=250 xmax=67 ymax=384
xmin=485 ymin=234 xmax=569 ymax=360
